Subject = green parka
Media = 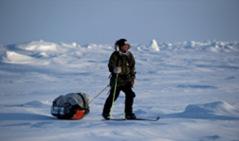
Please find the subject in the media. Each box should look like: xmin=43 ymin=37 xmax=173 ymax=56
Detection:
xmin=108 ymin=51 xmax=136 ymax=87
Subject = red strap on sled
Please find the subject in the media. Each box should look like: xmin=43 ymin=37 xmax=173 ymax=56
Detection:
xmin=72 ymin=109 xmax=85 ymax=120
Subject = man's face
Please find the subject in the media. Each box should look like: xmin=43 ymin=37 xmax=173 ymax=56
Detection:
xmin=120 ymin=44 xmax=129 ymax=53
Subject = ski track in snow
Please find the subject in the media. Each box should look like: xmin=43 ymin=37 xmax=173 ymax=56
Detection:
xmin=0 ymin=40 xmax=239 ymax=141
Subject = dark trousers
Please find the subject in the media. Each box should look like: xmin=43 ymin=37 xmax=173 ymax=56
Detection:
xmin=103 ymin=85 xmax=135 ymax=116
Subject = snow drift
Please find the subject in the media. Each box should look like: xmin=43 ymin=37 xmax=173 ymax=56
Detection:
xmin=4 ymin=51 xmax=35 ymax=64
xmin=184 ymin=101 xmax=239 ymax=116
xmin=165 ymin=101 xmax=239 ymax=120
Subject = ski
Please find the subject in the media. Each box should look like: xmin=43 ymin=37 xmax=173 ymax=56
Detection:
xmin=132 ymin=116 xmax=160 ymax=121
xmin=104 ymin=116 xmax=160 ymax=121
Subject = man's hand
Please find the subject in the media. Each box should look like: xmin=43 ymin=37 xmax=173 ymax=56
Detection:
xmin=113 ymin=67 xmax=122 ymax=74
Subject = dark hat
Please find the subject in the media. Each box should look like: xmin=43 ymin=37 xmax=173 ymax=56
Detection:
xmin=115 ymin=38 xmax=130 ymax=50
xmin=115 ymin=38 xmax=128 ymax=47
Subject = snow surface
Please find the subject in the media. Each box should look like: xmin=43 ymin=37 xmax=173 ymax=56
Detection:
xmin=0 ymin=40 xmax=239 ymax=141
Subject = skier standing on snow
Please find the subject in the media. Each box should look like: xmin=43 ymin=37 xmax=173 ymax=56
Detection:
xmin=102 ymin=39 xmax=136 ymax=120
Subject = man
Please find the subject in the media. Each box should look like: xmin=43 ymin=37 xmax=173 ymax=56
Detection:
xmin=102 ymin=38 xmax=136 ymax=120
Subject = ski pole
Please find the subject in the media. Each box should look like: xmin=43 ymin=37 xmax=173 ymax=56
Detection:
xmin=89 ymin=84 xmax=110 ymax=103
xmin=110 ymin=73 xmax=119 ymax=118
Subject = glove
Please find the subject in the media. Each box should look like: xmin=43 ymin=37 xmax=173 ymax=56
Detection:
xmin=113 ymin=67 xmax=122 ymax=74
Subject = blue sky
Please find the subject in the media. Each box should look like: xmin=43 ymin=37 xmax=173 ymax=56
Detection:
xmin=0 ymin=0 xmax=239 ymax=45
